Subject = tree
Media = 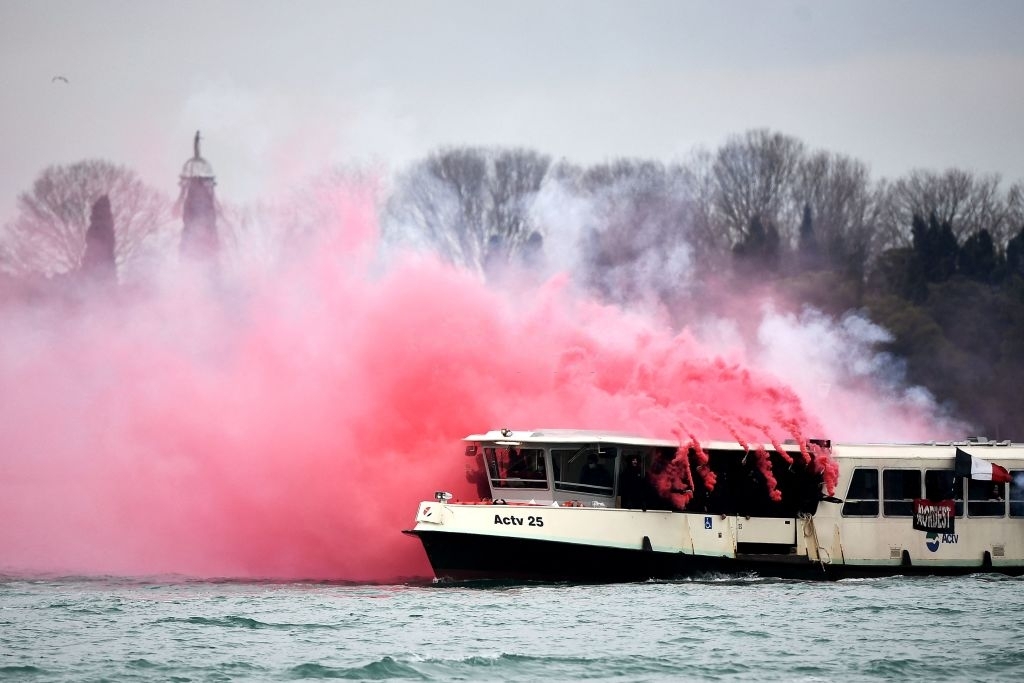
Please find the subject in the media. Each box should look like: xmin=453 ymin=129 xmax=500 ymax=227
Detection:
xmin=382 ymin=147 xmax=551 ymax=273
xmin=958 ymin=229 xmax=999 ymax=283
xmin=679 ymin=148 xmax=730 ymax=256
xmin=1006 ymin=226 xmax=1024 ymax=280
xmin=80 ymin=195 xmax=117 ymax=285
xmin=913 ymin=212 xmax=959 ymax=283
xmin=876 ymin=169 xmax=1013 ymax=250
xmin=792 ymin=151 xmax=878 ymax=275
xmin=797 ymin=203 xmax=819 ymax=269
xmin=732 ymin=214 xmax=781 ymax=269
xmin=1 ymin=160 xmax=171 ymax=276
xmin=560 ymin=159 xmax=697 ymax=307
xmin=487 ymin=149 xmax=551 ymax=259
xmin=711 ymin=129 xmax=805 ymax=246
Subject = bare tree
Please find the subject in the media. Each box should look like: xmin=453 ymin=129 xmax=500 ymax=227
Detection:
xmin=679 ymin=148 xmax=728 ymax=255
xmin=384 ymin=148 xmax=486 ymax=269
xmin=876 ymin=169 xmax=1014 ymax=250
xmin=551 ymin=158 xmax=697 ymax=306
xmin=792 ymin=151 xmax=881 ymax=271
xmin=487 ymin=149 xmax=551 ymax=257
xmin=212 ymin=166 xmax=382 ymax=275
xmin=1 ymin=160 xmax=171 ymax=276
xmin=383 ymin=147 xmax=551 ymax=273
xmin=711 ymin=129 xmax=805 ymax=246
xmin=1006 ymin=181 xmax=1024 ymax=238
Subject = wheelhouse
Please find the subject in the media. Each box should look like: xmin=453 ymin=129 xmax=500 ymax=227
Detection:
xmin=466 ymin=429 xmax=828 ymax=517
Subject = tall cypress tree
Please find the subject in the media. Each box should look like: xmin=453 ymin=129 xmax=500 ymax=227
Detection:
xmin=81 ymin=194 xmax=116 ymax=285
xmin=958 ymin=229 xmax=998 ymax=282
xmin=914 ymin=212 xmax=959 ymax=282
xmin=1006 ymin=227 xmax=1024 ymax=280
xmin=930 ymin=213 xmax=959 ymax=282
xmin=797 ymin=203 xmax=819 ymax=269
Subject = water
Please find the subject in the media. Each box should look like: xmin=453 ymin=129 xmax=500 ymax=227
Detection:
xmin=2 ymin=574 xmax=1022 ymax=681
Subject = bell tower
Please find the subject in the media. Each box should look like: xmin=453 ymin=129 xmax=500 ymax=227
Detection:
xmin=178 ymin=131 xmax=219 ymax=263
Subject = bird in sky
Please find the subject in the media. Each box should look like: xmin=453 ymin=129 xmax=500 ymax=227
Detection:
xmin=51 ymin=75 xmax=68 ymax=84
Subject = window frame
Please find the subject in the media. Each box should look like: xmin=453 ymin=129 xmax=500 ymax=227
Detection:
xmin=966 ymin=478 xmax=1006 ymax=518
xmin=924 ymin=469 xmax=964 ymax=517
xmin=484 ymin=446 xmax=550 ymax=490
xmin=1010 ymin=470 xmax=1024 ymax=518
xmin=552 ymin=446 xmax=617 ymax=498
xmin=882 ymin=468 xmax=922 ymax=517
xmin=841 ymin=467 xmax=880 ymax=518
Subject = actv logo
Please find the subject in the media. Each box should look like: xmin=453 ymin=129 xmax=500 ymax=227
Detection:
xmin=925 ymin=532 xmax=959 ymax=552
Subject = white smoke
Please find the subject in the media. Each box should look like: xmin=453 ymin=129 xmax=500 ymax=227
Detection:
xmin=752 ymin=307 xmax=966 ymax=441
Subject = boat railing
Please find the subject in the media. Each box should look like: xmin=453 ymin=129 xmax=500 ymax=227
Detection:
xmin=554 ymin=481 xmax=614 ymax=496
xmin=490 ymin=477 xmax=549 ymax=489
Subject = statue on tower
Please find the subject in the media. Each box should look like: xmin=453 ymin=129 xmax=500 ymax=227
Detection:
xmin=177 ymin=130 xmax=219 ymax=266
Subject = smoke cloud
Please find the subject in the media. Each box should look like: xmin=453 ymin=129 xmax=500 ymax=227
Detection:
xmin=0 ymin=166 xmax=964 ymax=582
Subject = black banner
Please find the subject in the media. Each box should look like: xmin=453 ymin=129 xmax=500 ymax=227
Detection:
xmin=913 ymin=498 xmax=955 ymax=533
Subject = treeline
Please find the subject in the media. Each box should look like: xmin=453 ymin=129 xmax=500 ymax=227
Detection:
xmin=2 ymin=130 xmax=1023 ymax=437
xmin=381 ymin=130 xmax=1024 ymax=438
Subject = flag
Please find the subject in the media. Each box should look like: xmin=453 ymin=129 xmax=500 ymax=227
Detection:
xmin=913 ymin=498 xmax=955 ymax=533
xmin=955 ymin=448 xmax=1011 ymax=483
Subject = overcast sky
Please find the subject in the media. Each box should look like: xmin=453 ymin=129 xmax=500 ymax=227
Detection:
xmin=2 ymin=0 xmax=1023 ymax=222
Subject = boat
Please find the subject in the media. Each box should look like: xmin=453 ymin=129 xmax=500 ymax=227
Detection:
xmin=403 ymin=429 xmax=1024 ymax=581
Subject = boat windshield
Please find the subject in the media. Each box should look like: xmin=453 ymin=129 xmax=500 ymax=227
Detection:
xmin=484 ymin=447 xmax=548 ymax=489
xmin=553 ymin=446 xmax=616 ymax=497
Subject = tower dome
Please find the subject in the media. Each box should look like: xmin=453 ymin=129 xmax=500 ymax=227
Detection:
xmin=180 ymin=131 xmax=216 ymax=183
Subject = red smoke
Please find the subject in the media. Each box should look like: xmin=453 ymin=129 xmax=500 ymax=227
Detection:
xmin=0 ymin=190 xmax=884 ymax=581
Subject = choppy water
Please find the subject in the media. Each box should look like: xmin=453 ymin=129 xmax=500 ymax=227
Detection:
xmin=2 ymin=574 xmax=1022 ymax=681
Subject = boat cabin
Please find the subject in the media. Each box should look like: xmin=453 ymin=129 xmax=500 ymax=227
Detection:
xmin=828 ymin=443 xmax=1024 ymax=524
xmin=467 ymin=429 xmax=826 ymax=519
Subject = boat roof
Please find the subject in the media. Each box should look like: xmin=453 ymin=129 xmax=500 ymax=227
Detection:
xmin=465 ymin=429 xmax=772 ymax=451
xmin=464 ymin=429 xmax=680 ymax=448
xmin=464 ymin=429 xmax=1024 ymax=460
xmin=830 ymin=441 xmax=1024 ymax=460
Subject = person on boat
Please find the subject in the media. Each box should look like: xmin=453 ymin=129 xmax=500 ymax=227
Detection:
xmin=580 ymin=452 xmax=613 ymax=489
xmin=507 ymin=449 xmax=545 ymax=484
xmin=619 ymin=454 xmax=647 ymax=510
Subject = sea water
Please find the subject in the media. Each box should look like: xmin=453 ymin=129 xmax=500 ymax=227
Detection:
xmin=2 ymin=574 xmax=1022 ymax=681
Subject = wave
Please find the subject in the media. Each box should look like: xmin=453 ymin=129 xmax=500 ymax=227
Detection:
xmin=155 ymin=615 xmax=338 ymax=630
xmin=287 ymin=657 xmax=424 ymax=680
xmin=655 ymin=571 xmax=801 ymax=586
xmin=0 ymin=665 xmax=47 ymax=675
xmin=283 ymin=653 xmax=687 ymax=680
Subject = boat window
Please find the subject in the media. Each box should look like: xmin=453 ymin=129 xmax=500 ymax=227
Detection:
xmin=966 ymin=479 xmax=1005 ymax=517
xmin=924 ymin=470 xmax=963 ymax=516
xmin=842 ymin=468 xmax=879 ymax=516
xmin=552 ymin=446 xmax=616 ymax=497
xmin=883 ymin=469 xmax=920 ymax=516
xmin=484 ymin=447 xmax=548 ymax=489
xmin=1010 ymin=471 xmax=1024 ymax=518
xmin=688 ymin=447 xmax=824 ymax=517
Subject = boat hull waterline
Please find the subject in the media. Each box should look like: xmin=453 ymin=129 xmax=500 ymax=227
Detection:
xmin=405 ymin=430 xmax=1024 ymax=582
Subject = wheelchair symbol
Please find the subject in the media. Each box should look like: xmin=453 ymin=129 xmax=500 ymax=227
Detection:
xmin=704 ymin=516 xmax=712 ymax=530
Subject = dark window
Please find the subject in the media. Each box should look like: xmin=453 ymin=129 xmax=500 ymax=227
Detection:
xmin=883 ymin=469 xmax=920 ymax=517
xmin=553 ymin=446 xmax=616 ymax=497
xmin=485 ymin=447 xmax=548 ymax=489
xmin=1011 ymin=471 xmax=1024 ymax=518
xmin=924 ymin=470 xmax=963 ymax=516
xmin=967 ymin=478 xmax=1005 ymax=517
xmin=842 ymin=468 xmax=879 ymax=516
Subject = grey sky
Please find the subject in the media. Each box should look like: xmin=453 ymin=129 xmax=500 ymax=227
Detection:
xmin=2 ymin=0 xmax=1023 ymax=221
